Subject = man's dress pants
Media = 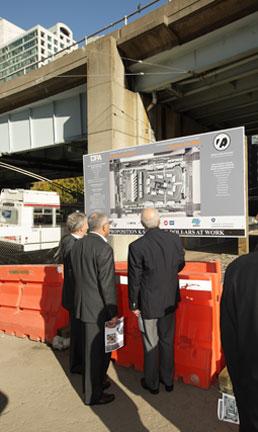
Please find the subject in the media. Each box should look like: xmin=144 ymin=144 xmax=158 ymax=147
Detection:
xmin=82 ymin=321 xmax=111 ymax=405
xmin=141 ymin=312 xmax=175 ymax=390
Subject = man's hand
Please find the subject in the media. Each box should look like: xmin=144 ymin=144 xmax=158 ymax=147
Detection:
xmin=132 ymin=309 xmax=141 ymax=317
xmin=106 ymin=316 xmax=118 ymax=328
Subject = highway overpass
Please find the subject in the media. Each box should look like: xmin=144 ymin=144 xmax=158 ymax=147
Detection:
xmin=0 ymin=0 xmax=257 ymax=188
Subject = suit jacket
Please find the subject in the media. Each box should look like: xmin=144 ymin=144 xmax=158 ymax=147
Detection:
xmin=128 ymin=227 xmax=185 ymax=319
xmin=70 ymin=232 xmax=117 ymax=323
xmin=220 ymin=252 xmax=258 ymax=427
xmin=60 ymin=234 xmax=78 ymax=311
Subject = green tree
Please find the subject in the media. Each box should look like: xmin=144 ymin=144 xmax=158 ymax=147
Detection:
xmin=31 ymin=177 xmax=84 ymax=204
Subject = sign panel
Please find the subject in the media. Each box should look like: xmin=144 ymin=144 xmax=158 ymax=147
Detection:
xmin=84 ymin=127 xmax=246 ymax=237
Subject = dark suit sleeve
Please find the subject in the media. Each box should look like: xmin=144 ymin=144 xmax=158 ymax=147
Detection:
xmin=61 ymin=236 xmax=76 ymax=311
xmin=220 ymin=264 xmax=239 ymax=383
xmin=97 ymin=245 xmax=117 ymax=319
xmin=128 ymin=243 xmax=143 ymax=311
xmin=174 ymin=235 xmax=185 ymax=272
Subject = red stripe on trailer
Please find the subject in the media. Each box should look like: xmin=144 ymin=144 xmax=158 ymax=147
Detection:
xmin=23 ymin=204 xmax=60 ymax=207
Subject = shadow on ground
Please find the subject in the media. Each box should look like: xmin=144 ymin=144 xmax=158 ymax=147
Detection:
xmin=113 ymin=362 xmax=237 ymax=432
xmin=52 ymin=348 xmax=238 ymax=432
xmin=53 ymin=349 xmax=148 ymax=431
xmin=0 ymin=390 xmax=8 ymax=415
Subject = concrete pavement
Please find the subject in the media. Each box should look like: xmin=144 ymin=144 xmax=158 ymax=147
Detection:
xmin=0 ymin=333 xmax=237 ymax=432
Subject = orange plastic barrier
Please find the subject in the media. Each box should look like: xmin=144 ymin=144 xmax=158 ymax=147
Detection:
xmin=115 ymin=261 xmax=128 ymax=273
xmin=176 ymin=263 xmax=223 ymax=388
xmin=182 ymin=261 xmax=222 ymax=276
xmin=112 ymin=270 xmax=144 ymax=370
xmin=0 ymin=265 xmax=69 ymax=342
xmin=112 ymin=261 xmax=224 ymax=389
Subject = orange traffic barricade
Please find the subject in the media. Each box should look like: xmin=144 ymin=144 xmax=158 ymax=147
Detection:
xmin=0 ymin=265 xmax=69 ymax=342
xmin=175 ymin=263 xmax=223 ymax=389
xmin=113 ymin=261 xmax=224 ymax=389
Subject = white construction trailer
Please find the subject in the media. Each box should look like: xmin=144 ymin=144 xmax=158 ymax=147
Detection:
xmin=0 ymin=189 xmax=61 ymax=262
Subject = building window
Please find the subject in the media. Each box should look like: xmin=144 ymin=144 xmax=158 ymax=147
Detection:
xmin=23 ymin=32 xmax=35 ymax=42
xmin=56 ymin=209 xmax=62 ymax=225
xmin=60 ymin=27 xmax=70 ymax=37
xmin=24 ymin=40 xmax=36 ymax=50
xmin=10 ymin=39 xmax=22 ymax=49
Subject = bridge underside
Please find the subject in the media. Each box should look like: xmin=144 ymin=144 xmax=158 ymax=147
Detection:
xmin=0 ymin=140 xmax=86 ymax=188
xmin=128 ymin=12 xmax=258 ymax=136
xmin=0 ymin=79 xmax=87 ymax=187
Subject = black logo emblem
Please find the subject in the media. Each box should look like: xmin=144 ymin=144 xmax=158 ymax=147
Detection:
xmin=213 ymin=133 xmax=231 ymax=151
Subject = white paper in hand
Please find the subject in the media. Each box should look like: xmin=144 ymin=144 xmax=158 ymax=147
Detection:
xmin=105 ymin=317 xmax=124 ymax=353
xmin=217 ymin=393 xmax=239 ymax=424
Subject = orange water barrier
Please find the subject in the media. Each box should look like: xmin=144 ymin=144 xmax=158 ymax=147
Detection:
xmin=112 ymin=261 xmax=224 ymax=389
xmin=0 ymin=265 xmax=69 ymax=342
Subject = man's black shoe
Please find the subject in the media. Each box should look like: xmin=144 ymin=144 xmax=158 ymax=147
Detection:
xmin=88 ymin=393 xmax=115 ymax=405
xmin=141 ymin=378 xmax=159 ymax=394
xmin=160 ymin=379 xmax=174 ymax=392
xmin=102 ymin=380 xmax=111 ymax=390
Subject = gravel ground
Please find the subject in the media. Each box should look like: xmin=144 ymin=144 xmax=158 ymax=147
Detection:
xmin=185 ymin=250 xmax=237 ymax=278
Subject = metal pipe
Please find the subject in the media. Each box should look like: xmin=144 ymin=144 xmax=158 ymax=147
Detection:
xmin=147 ymin=91 xmax=158 ymax=112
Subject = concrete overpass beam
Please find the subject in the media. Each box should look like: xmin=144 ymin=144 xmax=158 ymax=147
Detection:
xmin=87 ymin=36 xmax=153 ymax=260
xmin=87 ymin=36 xmax=152 ymax=153
xmin=130 ymin=12 xmax=258 ymax=93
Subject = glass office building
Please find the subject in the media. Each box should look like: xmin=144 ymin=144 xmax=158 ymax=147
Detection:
xmin=0 ymin=19 xmax=75 ymax=83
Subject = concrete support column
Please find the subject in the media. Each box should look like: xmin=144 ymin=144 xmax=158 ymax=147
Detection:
xmin=87 ymin=36 xmax=153 ymax=260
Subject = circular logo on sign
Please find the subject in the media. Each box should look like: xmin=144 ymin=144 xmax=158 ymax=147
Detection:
xmin=213 ymin=133 xmax=231 ymax=151
xmin=164 ymin=220 xmax=168 ymax=226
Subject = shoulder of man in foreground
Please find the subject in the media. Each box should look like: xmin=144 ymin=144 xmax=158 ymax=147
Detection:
xmin=129 ymin=234 xmax=146 ymax=248
xmin=225 ymin=252 xmax=257 ymax=275
xmin=88 ymin=233 xmax=113 ymax=251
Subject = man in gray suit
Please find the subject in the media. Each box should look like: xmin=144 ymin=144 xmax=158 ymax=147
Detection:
xmin=128 ymin=208 xmax=185 ymax=394
xmin=70 ymin=212 xmax=117 ymax=405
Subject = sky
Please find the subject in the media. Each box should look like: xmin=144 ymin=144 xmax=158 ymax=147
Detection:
xmin=1 ymin=0 xmax=168 ymax=42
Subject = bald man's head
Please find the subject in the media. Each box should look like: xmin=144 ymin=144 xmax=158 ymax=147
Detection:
xmin=141 ymin=208 xmax=160 ymax=229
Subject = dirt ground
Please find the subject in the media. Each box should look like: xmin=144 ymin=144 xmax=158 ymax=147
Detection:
xmin=0 ymin=333 xmax=238 ymax=432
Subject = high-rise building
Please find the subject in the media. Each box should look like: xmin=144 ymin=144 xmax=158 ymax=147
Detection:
xmin=0 ymin=18 xmax=75 ymax=83
xmin=0 ymin=18 xmax=24 ymax=46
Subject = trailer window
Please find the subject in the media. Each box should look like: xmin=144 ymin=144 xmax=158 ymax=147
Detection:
xmin=33 ymin=208 xmax=53 ymax=226
xmin=0 ymin=208 xmax=18 ymax=224
xmin=56 ymin=209 xmax=62 ymax=225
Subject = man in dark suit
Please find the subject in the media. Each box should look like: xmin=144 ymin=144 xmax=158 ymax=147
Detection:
xmin=221 ymin=252 xmax=258 ymax=431
xmin=128 ymin=208 xmax=185 ymax=394
xmin=60 ymin=212 xmax=88 ymax=374
xmin=70 ymin=211 xmax=117 ymax=405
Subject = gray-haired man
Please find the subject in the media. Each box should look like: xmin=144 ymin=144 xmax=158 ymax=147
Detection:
xmin=60 ymin=212 xmax=88 ymax=374
xmin=70 ymin=211 xmax=117 ymax=405
xmin=128 ymin=208 xmax=185 ymax=394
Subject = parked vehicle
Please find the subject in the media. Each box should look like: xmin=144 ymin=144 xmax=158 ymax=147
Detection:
xmin=0 ymin=189 xmax=61 ymax=263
